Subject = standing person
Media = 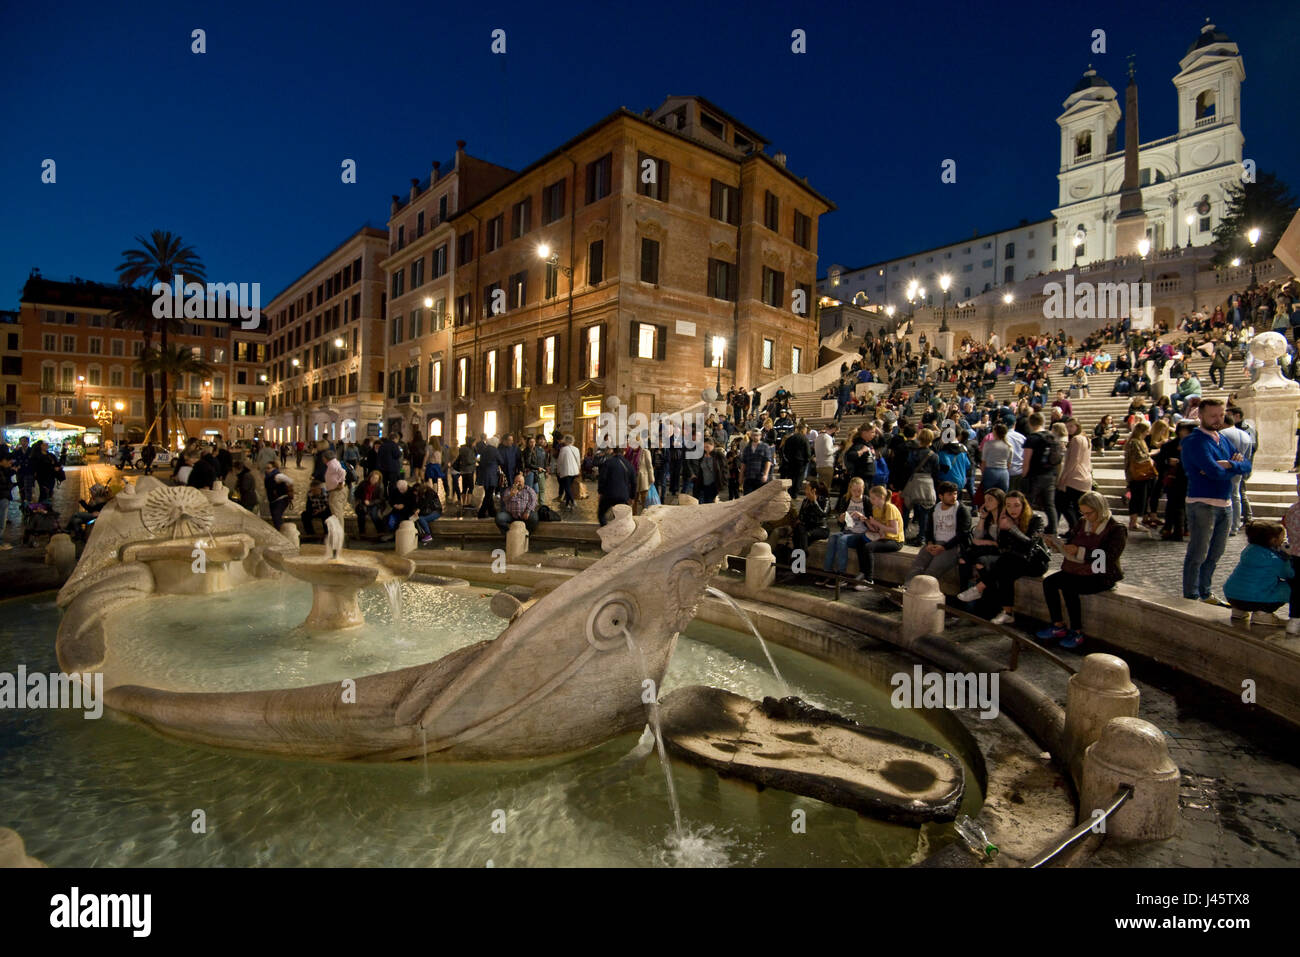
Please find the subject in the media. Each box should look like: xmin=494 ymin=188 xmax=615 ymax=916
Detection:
xmin=1223 ymin=522 xmax=1294 ymax=627
xmin=1124 ymin=421 xmax=1158 ymax=534
xmin=1156 ymin=421 xmax=1195 ymax=540
xmin=843 ymin=424 xmax=877 ymax=492
xmin=31 ymin=441 xmax=59 ymax=502
xmin=904 ymin=482 xmax=972 ymax=586
xmin=596 ymin=445 xmax=634 ymax=526
xmin=1181 ymin=399 xmax=1252 ymax=606
xmin=1209 ymin=339 xmax=1230 ymax=388
xmin=902 ymin=428 xmax=939 ymax=545
xmin=453 ymin=440 xmax=477 ymax=511
xmin=740 ymin=429 xmax=774 ymax=495
xmin=294 ymin=440 xmax=305 ymax=469
xmin=627 ymin=433 xmax=656 ymax=513
xmin=475 ymin=435 xmax=503 ymax=519
xmin=138 ymin=440 xmax=156 ymax=477
xmin=1055 ymin=417 xmax=1092 ymax=532
xmin=692 ymin=436 xmax=728 ymax=504
xmin=1038 ymin=492 xmax=1128 ymax=648
xmin=556 ymin=434 xmax=581 ymax=511
xmin=377 ymin=434 xmax=403 ymax=494
xmin=814 ymin=423 xmax=838 ymax=492
xmin=1220 ymin=408 xmax=1253 ymax=535
xmin=499 ymin=434 xmax=521 ymax=488
xmin=781 ymin=423 xmax=812 ymax=488
xmin=409 ymin=429 xmax=427 ymax=476
xmin=263 ymin=462 xmax=294 ymax=531
xmin=980 ymin=422 xmax=1013 ymax=494
xmin=279 ymin=441 xmax=289 ymax=468
xmin=234 ymin=459 xmax=259 ymax=513
xmin=1005 ymin=420 xmax=1026 ymax=492
xmin=1019 ymin=412 xmax=1060 ymax=535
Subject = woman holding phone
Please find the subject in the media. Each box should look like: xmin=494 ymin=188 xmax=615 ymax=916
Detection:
xmin=1037 ymin=491 xmax=1127 ymax=648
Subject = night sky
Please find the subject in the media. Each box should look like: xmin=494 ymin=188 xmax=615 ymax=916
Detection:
xmin=3 ymin=0 xmax=1297 ymax=306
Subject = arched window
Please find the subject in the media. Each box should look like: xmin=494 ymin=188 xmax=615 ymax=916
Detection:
xmin=1195 ymin=90 xmax=1216 ymax=120
xmin=1075 ymin=131 xmax=1092 ymax=160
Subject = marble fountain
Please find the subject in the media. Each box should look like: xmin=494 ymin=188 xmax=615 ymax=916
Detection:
xmin=38 ymin=474 xmax=974 ymax=866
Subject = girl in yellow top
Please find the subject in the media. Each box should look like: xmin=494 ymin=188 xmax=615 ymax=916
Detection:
xmin=822 ymin=480 xmax=903 ymax=589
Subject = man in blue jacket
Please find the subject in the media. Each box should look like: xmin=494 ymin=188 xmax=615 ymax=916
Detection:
xmin=1181 ymin=399 xmax=1251 ymax=605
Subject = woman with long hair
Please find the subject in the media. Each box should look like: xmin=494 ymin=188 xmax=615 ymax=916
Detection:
xmin=957 ymin=490 xmax=1048 ymax=624
xmin=1039 ymin=491 xmax=1127 ymax=648
xmin=980 ymin=423 xmax=1012 ymax=493
xmin=1124 ymin=420 xmax=1157 ymax=533
xmin=1056 ymin=417 xmax=1092 ymax=531
xmin=959 ymin=488 xmax=1005 ymax=589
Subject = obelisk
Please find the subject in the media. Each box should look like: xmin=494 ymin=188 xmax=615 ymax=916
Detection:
xmin=1113 ymin=56 xmax=1149 ymax=258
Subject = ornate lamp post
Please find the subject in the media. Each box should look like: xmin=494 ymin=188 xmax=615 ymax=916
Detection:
xmin=1246 ymin=227 xmax=1261 ymax=293
xmin=939 ymin=274 xmax=952 ymax=332
xmin=1185 ymin=212 xmax=1195 ymax=249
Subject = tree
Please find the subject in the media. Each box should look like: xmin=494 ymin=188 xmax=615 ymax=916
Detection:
xmin=116 ymin=231 xmax=206 ymax=445
xmin=135 ymin=345 xmax=215 ymax=442
xmin=1211 ymin=172 xmax=1298 ymax=266
xmin=108 ymin=286 xmax=182 ymax=436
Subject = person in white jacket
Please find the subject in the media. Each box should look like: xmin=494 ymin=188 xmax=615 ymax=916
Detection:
xmin=814 ymin=423 xmax=839 ymax=492
xmin=557 ymin=434 xmax=581 ymax=511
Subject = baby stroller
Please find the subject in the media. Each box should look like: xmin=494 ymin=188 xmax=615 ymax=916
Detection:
xmin=21 ymin=501 xmax=62 ymax=547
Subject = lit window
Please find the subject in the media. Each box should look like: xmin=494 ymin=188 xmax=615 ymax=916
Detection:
xmin=483 ymin=410 xmax=497 ymax=437
xmin=638 ymin=324 xmax=656 ymax=358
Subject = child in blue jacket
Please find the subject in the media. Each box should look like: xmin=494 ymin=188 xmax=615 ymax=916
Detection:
xmin=1225 ymin=522 xmax=1294 ymax=627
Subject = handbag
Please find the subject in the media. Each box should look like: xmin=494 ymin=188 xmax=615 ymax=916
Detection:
xmin=1131 ymin=457 xmax=1157 ymax=481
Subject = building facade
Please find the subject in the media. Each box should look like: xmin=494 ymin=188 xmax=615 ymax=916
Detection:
xmin=387 ymin=96 xmax=831 ymax=451
xmin=1052 ymin=22 xmax=1245 ymax=267
xmin=15 ymin=276 xmax=260 ymax=447
xmin=262 ymin=228 xmax=389 ymax=445
xmin=1 ymin=311 xmax=20 ymax=426
xmin=380 ymin=145 xmax=517 ymax=444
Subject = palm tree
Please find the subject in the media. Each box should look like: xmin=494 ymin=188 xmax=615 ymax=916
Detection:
xmin=135 ymin=345 xmax=215 ymax=442
xmin=116 ymin=231 xmax=206 ymax=445
xmin=108 ymin=287 xmax=182 ymax=437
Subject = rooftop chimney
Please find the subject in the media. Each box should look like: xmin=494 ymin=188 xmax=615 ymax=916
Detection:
xmin=410 ymin=178 xmax=420 ymax=201
xmin=432 ymin=160 xmax=441 ymax=182
xmin=773 ymin=152 xmax=787 ymax=167
xmin=390 ymin=195 xmax=401 ymax=215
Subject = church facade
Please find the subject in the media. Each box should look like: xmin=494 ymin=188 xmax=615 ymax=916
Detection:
xmin=1053 ymin=20 xmax=1246 ymax=267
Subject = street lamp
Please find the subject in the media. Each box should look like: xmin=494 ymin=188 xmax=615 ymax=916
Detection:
xmin=538 ymin=243 xmax=575 ymax=392
xmin=1246 ymin=227 xmax=1261 ymax=293
xmin=1003 ymin=292 xmax=1014 ymax=305
xmin=1185 ymin=212 xmax=1195 ymax=249
xmin=1072 ymin=228 xmax=1085 ymax=268
xmin=939 ymin=274 xmax=952 ymax=332
xmin=291 ymin=358 xmax=300 ymax=367
xmin=712 ymin=335 xmax=726 ymax=397
xmin=423 ymin=297 xmax=433 ymax=309
xmin=905 ymin=280 xmax=918 ymax=322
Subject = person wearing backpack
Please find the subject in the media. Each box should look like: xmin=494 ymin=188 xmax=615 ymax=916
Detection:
xmin=935 ymin=426 xmax=972 ymax=502
xmin=902 ymin=428 xmax=940 ymax=545
xmin=1020 ymin=412 xmax=1061 ymax=535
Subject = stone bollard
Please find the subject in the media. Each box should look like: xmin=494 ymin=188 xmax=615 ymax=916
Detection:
xmin=1064 ymin=654 xmax=1140 ymax=785
xmin=395 ymin=519 xmax=417 ymax=557
xmin=45 ymin=533 xmax=76 ymax=581
xmin=281 ymin=523 xmax=301 ymax=549
xmin=0 ymin=827 xmax=45 ymax=867
xmin=901 ymin=575 xmax=944 ymax=642
xmin=506 ymin=520 xmax=530 ymax=562
xmin=1080 ymin=717 xmax=1180 ymax=841
xmin=744 ymin=542 xmax=775 ymax=592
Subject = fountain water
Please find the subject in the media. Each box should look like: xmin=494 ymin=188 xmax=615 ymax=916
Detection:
xmin=384 ymin=581 xmax=403 ymax=622
xmin=624 ymin=626 xmax=683 ymax=839
xmin=705 ymin=586 xmax=787 ymax=696
xmin=324 ymin=516 xmax=344 ymax=561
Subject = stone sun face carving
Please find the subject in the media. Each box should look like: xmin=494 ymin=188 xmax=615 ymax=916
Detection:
xmin=139 ymin=486 xmax=215 ymax=540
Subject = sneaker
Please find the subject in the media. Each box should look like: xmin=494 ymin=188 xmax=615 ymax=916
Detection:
xmin=1058 ymin=631 xmax=1086 ymax=649
xmin=852 ymin=579 xmax=873 ymax=592
xmin=956 ymin=585 xmax=982 ymax=603
xmin=1251 ymin=611 xmax=1286 ymax=627
xmin=419 ymin=535 xmax=433 ymax=545
xmin=991 ymin=611 xmax=1015 ymax=625
xmin=1229 ymin=608 xmax=1249 ymax=621
xmin=1200 ymin=595 xmax=1231 ymax=608
xmin=1036 ymin=624 xmax=1068 ymax=641
xmin=1287 ymin=619 xmax=1300 ymax=636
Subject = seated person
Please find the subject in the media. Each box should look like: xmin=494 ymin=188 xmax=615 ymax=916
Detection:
xmin=300 ymin=480 xmax=332 ymax=538
xmin=496 ymin=471 xmax=540 ymax=534
xmin=413 ymin=478 xmax=443 ymax=544
xmin=1110 ymin=373 xmax=1132 ymax=396
xmin=905 ymin=481 xmax=971 ymax=585
xmin=383 ymin=479 xmax=417 ymax=541
xmin=66 ymin=484 xmax=111 ymax=540
xmin=353 ymin=470 xmax=387 ymax=538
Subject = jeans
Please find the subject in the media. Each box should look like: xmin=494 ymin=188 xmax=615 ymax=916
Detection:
xmin=1056 ymin=486 xmax=1083 ymax=531
xmin=301 ymin=508 xmax=331 ymax=537
xmin=1043 ymin=572 xmax=1114 ymax=630
xmin=1183 ymin=502 xmax=1231 ymax=599
xmin=906 ymin=545 xmax=960 ymax=584
xmin=269 ymin=497 xmax=290 ymax=530
xmin=824 ymin=533 xmax=900 ymax=579
xmin=981 ymin=467 xmax=1009 ymax=492
xmin=496 ymin=510 xmax=539 ymax=535
xmin=1209 ymin=365 xmax=1225 ymax=387
xmin=1229 ymin=474 xmax=1249 ymax=529
xmin=558 ymin=475 xmax=576 ymax=506
xmin=415 ymin=511 xmax=441 ymax=536
xmin=1027 ymin=473 xmax=1058 ymax=534
xmin=698 ymin=482 xmax=719 ymax=504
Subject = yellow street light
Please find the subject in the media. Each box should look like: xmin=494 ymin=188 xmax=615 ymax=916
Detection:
xmin=423 ymin=297 xmax=434 ymax=308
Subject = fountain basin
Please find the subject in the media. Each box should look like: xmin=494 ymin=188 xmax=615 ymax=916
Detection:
xmin=119 ymin=534 xmax=254 ymax=595
xmin=263 ymin=547 xmax=415 ymax=630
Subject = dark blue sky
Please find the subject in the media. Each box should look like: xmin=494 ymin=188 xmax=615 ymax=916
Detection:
xmin=3 ymin=0 xmax=1297 ymax=305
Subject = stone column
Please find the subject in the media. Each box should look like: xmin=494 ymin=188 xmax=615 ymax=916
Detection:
xmin=1079 ymin=717 xmax=1179 ymax=841
xmin=1063 ymin=654 xmax=1140 ymax=784
xmin=936 ymin=330 xmax=956 ymax=362
xmin=902 ymin=575 xmax=945 ymax=641
xmin=395 ymin=519 xmax=417 ymax=557
xmin=505 ymin=520 xmax=530 ymax=562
